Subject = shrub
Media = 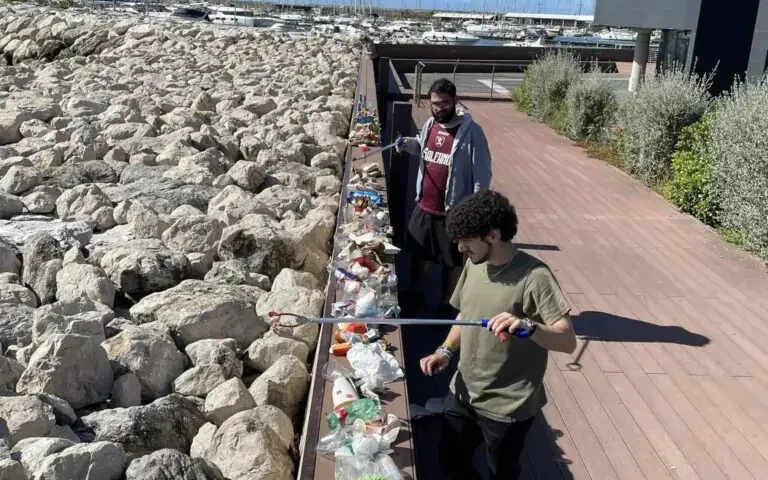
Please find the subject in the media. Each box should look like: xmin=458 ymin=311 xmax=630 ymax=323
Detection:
xmin=666 ymin=114 xmax=720 ymax=226
xmin=524 ymin=50 xmax=582 ymax=124
xmin=513 ymin=67 xmax=534 ymax=113
xmin=565 ymin=72 xmax=618 ymax=142
xmin=707 ymin=78 xmax=768 ymax=259
xmin=614 ymin=67 xmax=712 ymax=186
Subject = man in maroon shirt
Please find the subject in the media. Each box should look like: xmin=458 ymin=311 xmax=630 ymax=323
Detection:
xmin=396 ymin=78 xmax=492 ymax=317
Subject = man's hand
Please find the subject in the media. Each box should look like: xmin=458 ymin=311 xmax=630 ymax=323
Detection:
xmin=394 ymin=136 xmax=406 ymax=153
xmin=420 ymin=353 xmax=449 ymax=376
xmin=486 ymin=312 xmax=522 ymax=338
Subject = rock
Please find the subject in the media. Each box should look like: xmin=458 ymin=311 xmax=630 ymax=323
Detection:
xmin=196 ymin=408 xmax=293 ymax=480
xmin=310 ymin=151 xmax=342 ymax=171
xmin=111 ymin=373 xmax=142 ymax=408
xmin=0 ymin=193 xmax=23 ymax=219
xmin=21 ymin=232 xmax=63 ymax=305
xmin=130 ymin=280 xmax=268 ymax=348
xmin=0 ymin=459 xmax=26 ymax=480
xmin=170 ymin=204 xmax=204 ymax=218
xmin=125 ymin=449 xmax=225 ymax=480
xmin=204 ymin=378 xmax=255 ymax=426
xmin=76 ymin=394 xmax=207 ymax=461
xmin=55 ymin=262 xmax=115 ymax=308
xmin=55 ymin=184 xmax=114 ymax=231
xmin=247 ymin=404 xmax=295 ymax=449
xmin=0 ymin=283 xmax=36 ymax=307
xmin=256 ymin=185 xmax=312 ymax=218
xmin=185 ymin=338 xmax=242 ymax=378
xmin=17 ymin=334 xmax=114 ymax=409
xmin=0 ymin=395 xmax=55 ymax=446
xmin=36 ymin=393 xmax=77 ymax=426
xmin=227 ymin=161 xmax=265 ymax=193
xmin=282 ymin=207 xmax=336 ymax=253
xmin=50 ymin=424 xmax=81 ymax=443
xmin=203 ymin=259 xmax=271 ymax=290
xmin=315 ymin=174 xmax=342 ymax=196
xmin=0 ymin=166 xmax=40 ymax=195
xmin=0 ymin=218 xmax=91 ymax=250
xmin=172 ymin=365 xmax=228 ymax=397
xmin=22 ymin=190 xmax=56 ymax=214
xmin=0 ymin=242 xmax=20 ymax=275
xmin=156 ymin=139 xmax=198 ymax=166
xmin=32 ymin=296 xmax=113 ymax=344
xmin=62 ymin=247 xmax=84 ymax=266
xmin=32 ymin=441 xmax=126 ymax=480
xmin=0 ymin=356 xmax=24 ymax=395
xmin=245 ymin=335 xmax=309 ymax=373
xmin=190 ymin=422 xmax=217 ymax=459
xmin=207 ymin=185 xmax=277 ymax=226
xmin=161 ymin=215 xmax=222 ymax=255
xmin=217 ymin=215 xmax=297 ymax=280
xmin=248 ymin=355 xmax=309 ymax=424
xmin=99 ymin=247 xmax=191 ymax=297
xmin=271 ymin=267 xmax=318 ymax=291
xmin=0 ymin=304 xmax=35 ymax=348
xmin=101 ymin=326 xmax=187 ymax=401
xmin=9 ymin=437 xmax=73 ymax=476
xmin=243 ymin=96 xmax=277 ymax=116
xmin=130 ymin=207 xmax=169 ymax=239
xmin=163 ymin=149 xmax=230 ymax=187
xmin=255 ymin=287 xmax=324 ymax=349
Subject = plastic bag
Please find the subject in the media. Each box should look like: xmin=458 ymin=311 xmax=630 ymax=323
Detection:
xmin=354 ymin=288 xmax=379 ymax=317
xmin=347 ymin=342 xmax=404 ymax=389
xmin=334 ymin=453 xmax=405 ymax=480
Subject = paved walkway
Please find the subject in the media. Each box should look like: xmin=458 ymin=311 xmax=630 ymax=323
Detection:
xmin=416 ymin=101 xmax=768 ymax=480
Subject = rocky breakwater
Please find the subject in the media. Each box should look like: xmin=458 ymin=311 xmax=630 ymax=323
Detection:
xmin=0 ymin=5 xmax=357 ymax=480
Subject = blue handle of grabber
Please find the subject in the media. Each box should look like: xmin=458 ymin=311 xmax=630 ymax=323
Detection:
xmin=480 ymin=318 xmax=533 ymax=339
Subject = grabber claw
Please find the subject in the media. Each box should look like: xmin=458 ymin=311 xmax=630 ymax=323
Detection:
xmin=267 ymin=311 xmax=312 ymax=329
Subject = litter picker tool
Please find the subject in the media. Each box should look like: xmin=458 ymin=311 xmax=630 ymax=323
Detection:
xmin=355 ymin=136 xmax=405 ymax=160
xmin=268 ymin=311 xmax=533 ymax=342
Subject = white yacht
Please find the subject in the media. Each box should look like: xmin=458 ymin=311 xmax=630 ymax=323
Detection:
xmin=209 ymin=6 xmax=256 ymax=27
xmin=422 ymin=28 xmax=479 ymax=45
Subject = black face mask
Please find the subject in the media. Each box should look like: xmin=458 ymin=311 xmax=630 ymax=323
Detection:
xmin=432 ymin=104 xmax=456 ymax=124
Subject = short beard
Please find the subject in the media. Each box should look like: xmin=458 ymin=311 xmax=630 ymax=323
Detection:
xmin=433 ymin=105 xmax=456 ymax=124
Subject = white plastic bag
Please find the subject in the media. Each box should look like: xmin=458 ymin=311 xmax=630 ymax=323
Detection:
xmin=347 ymin=341 xmax=404 ymax=390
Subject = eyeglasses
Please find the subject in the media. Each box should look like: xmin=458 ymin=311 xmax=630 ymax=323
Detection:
xmin=430 ymin=100 xmax=453 ymax=110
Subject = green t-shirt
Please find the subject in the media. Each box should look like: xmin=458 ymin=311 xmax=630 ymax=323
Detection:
xmin=449 ymin=247 xmax=571 ymax=423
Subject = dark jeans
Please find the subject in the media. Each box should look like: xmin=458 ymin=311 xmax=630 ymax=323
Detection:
xmin=439 ymin=392 xmax=534 ymax=480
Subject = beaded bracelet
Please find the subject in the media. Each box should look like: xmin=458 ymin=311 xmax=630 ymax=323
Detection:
xmin=435 ymin=345 xmax=453 ymax=361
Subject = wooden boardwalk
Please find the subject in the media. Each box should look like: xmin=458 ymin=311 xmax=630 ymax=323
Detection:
xmin=418 ymin=101 xmax=768 ymax=480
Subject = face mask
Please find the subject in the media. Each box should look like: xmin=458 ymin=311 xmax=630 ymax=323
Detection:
xmin=432 ymin=103 xmax=456 ymax=124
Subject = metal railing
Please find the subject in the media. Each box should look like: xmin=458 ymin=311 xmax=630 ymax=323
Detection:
xmin=411 ymin=57 xmax=624 ymax=106
xmin=412 ymin=59 xmax=526 ymax=105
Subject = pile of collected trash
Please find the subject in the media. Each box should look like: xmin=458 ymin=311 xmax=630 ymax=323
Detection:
xmin=315 ymin=106 xmax=408 ymax=479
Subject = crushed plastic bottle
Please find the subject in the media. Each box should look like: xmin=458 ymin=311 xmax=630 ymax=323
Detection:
xmin=327 ymin=398 xmax=384 ymax=431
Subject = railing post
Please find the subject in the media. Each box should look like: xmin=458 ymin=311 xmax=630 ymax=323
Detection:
xmin=453 ymin=58 xmax=459 ymax=83
xmin=490 ymin=65 xmax=496 ymax=102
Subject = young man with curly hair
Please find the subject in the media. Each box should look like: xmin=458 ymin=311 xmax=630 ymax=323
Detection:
xmin=395 ymin=78 xmax=492 ymax=317
xmin=419 ymin=189 xmax=577 ymax=480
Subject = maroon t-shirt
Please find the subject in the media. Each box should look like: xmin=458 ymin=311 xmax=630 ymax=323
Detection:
xmin=419 ymin=121 xmax=460 ymax=215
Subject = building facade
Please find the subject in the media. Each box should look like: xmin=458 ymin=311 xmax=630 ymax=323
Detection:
xmin=594 ymin=0 xmax=767 ymax=94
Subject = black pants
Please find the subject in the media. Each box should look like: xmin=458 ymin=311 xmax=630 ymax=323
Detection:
xmin=439 ymin=392 xmax=534 ymax=480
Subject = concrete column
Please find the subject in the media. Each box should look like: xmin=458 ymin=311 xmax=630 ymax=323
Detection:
xmin=629 ymin=29 xmax=653 ymax=93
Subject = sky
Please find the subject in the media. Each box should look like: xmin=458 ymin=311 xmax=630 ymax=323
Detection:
xmin=268 ymin=0 xmax=597 ymax=14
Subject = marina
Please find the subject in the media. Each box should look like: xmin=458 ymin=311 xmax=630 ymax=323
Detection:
xmin=84 ymin=1 xmax=663 ymax=52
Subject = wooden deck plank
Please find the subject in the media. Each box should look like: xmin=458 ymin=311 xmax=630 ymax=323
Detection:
xmin=543 ymin=367 xmax=620 ymax=479
xmin=409 ymin=101 xmax=768 ymax=480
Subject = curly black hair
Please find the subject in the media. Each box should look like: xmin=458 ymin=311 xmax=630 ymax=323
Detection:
xmin=428 ymin=78 xmax=457 ymax=99
xmin=446 ymin=190 xmax=518 ymax=242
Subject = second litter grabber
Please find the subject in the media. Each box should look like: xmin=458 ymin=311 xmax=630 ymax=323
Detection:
xmin=268 ymin=311 xmax=534 ymax=342
xmin=355 ymin=136 xmax=406 ymax=161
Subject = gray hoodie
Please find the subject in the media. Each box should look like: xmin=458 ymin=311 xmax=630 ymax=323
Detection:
xmin=400 ymin=109 xmax=492 ymax=211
